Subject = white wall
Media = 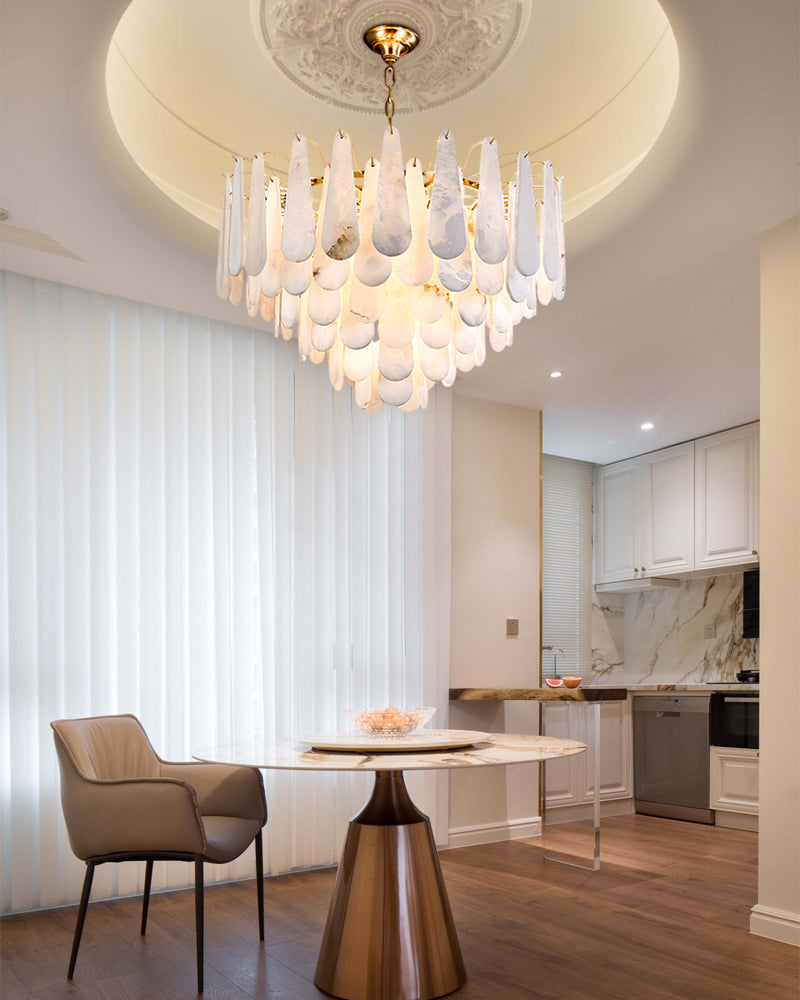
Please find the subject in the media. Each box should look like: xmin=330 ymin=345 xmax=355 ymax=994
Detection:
xmin=448 ymin=395 xmax=542 ymax=843
xmin=751 ymin=217 xmax=800 ymax=946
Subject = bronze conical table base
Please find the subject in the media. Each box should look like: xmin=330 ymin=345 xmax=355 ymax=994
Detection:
xmin=314 ymin=770 xmax=466 ymax=1000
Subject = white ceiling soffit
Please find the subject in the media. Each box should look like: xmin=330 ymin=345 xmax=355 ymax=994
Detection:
xmin=105 ymin=0 xmax=679 ymax=228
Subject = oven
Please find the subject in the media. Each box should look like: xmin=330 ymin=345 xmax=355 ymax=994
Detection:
xmin=710 ymin=691 xmax=759 ymax=750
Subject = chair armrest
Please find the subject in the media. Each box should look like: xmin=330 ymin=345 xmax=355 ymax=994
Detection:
xmin=59 ymin=773 xmax=206 ymax=861
xmin=160 ymin=762 xmax=267 ymax=824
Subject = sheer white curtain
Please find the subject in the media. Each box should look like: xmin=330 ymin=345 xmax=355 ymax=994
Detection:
xmin=0 ymin=271 xmax=451 ymax=914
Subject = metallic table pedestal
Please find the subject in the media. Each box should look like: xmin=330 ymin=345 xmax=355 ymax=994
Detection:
xmin=315 ymin=770 xmax=465 ymax=1000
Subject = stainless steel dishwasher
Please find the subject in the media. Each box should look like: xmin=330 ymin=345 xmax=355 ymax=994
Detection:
xmin=633 ymin=694 xmax=714 ymax=824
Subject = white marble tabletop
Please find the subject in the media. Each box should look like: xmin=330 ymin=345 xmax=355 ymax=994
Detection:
xmin=194 ymin=731 xmax=587 ymax=772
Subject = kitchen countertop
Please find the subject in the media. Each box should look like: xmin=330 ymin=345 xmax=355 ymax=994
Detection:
xmin=449 ymin=684 xmax=759 ymax=700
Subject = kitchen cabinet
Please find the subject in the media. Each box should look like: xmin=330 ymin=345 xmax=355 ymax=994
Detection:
xmin=594 ymin=443 xmax=694 ymax=584
xmin=544 ymin=699 xmax=633 ymax=812
xmin=695 ymin=424 xmax=760 ymax=570
xmin=710 ymin=746 xmax=759 ymax=827
xmin=594 ymin=423 xmax=759 ymax=586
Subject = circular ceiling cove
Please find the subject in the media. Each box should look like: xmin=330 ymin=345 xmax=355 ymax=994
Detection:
xmin=106 ymin=0 xmax=679 ymax=229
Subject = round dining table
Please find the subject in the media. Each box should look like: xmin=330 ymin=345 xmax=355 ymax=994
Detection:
xmin=195 ymin=730 xmax=586 ymax=1000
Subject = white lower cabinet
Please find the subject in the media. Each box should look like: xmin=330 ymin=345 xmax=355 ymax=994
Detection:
xmin=544 ymin=699 xmax=633 ymax=813
xmin=710 ymin=746 xmax=759 ymax=816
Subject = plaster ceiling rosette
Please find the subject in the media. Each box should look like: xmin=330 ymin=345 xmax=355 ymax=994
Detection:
xmin=254 ymin=0 xmax=529 ymax=114
xmin=106 ymin=0 xmax=679 ymax=228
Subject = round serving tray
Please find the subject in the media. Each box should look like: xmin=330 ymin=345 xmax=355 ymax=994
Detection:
xmin=297 ymin=728 xmax=490 ymax=753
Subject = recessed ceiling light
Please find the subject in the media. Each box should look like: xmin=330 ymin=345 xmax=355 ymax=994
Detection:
xmin=641 ymin=422 xmax=654 ymax=430
xmin=549 ymin=371 xmax=562 ymax=378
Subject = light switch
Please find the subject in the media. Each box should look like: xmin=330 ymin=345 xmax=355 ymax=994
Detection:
xmin=506 ymin=618 xmax=519 ymax=637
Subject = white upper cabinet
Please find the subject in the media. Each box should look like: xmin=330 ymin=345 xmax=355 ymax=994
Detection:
xmin=695 ymin=424 xmax=760 ymax=570
xmin=594 ymin=459 xmax=639 ymax=584
xmin=593 ymin=423 xmax=759 ymax=585
xmin=640 ymin=442 xmax=695 ymax=576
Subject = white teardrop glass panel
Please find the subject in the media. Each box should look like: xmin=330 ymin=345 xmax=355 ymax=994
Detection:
xmin=313 ymin=166 xmax=351 ymax=290
xmin=542 ymin=161 xmax=560 ymax=280
xmin=353 ymin=159 xmax=392 ymax=287
xmin=349 ymin=276 xmax=386 ymax=324
xmin=339 ymin=313 xmax=375 ymax=349
xmin=328 ymin=337 xmax=345 ymax=391
xmin=438 ymin=177 xmax=473 ymax=291
xmin=322 ymin=132 xmax=359 ymax=260
xmin=399 ymin=365 xmax=427 ymax=412
xmin=474 ymin=324 xmax=486 ymax=366
xmin=442 ymin=346 xmax=457 ymax=388
xmin=505 ymin=179 xmax=527 ymax=302
xmin=355 ymin=370 xmax=384 ymax=412
xmin=505 ymin=326 xmax=514 ymax=348
xmin=419 ymin=340 xmax=450 ymax=382
xmin=491 ymin=291 xmax=513 ymax=334
xmin=537 ymin=267 xmax=554 ymax=305
xmin=245 ymin=153 xmax=267 ymax=275
xmin=378 ymin=374 xmax=413 ymax=406
xmin=410 ymin=281 xmax=448 ymax=324
xmin=525 ymin=274 xmax=538 ymax=314
xmin=428 ymin=132 xmax=466 ymax=260
xmin=455 ymin=350 xmax=476 ymax=373
xmin=282 ymin=257 xmax=312 ymax=296
xmin=308 ymin=347 xmax=326 ymax=364
xmin=280 ymin=324 xmax=294 ymax=341
xmin=260 ymin=296 xmax=276 ymax=324
xmin=228 ymin=156 xmax=245 ymax=277
xmin=377 ymin=277 xmax=415 ymax=348
xmin=453 ymin=313 xmax=477 ymax=354
xmin=475 ymin=258 xmax=504 ymax=296
xmin=246 ymin=274 xmax=261 ymax=317
xmin=297 ymin=299 xmax=313 ymax=358
xmin=458 ymin=284 xmax=487 ymax=327
xmin=260 ymin=176 xmax=284 ymax=298
xmin=489 ymin=323 xmax=506 ymax=352
xmin=216 ymin=174 xmax=232 ymax=300
xmin=311 ymin=319 xmax=338 ymax=352
xmin=343 ymin=343 xmax=376 ymax=382
xmin=396 ymin=158 xmax=434 ymax=286
xmin=554 ymin=176 xmax=566 ymax=300
xmin=514 ymin=152 xmax=540 ymax=277
xmin=229 ymin=271 xmax=243 ymax=307
xmin=474 ymin=138 xmax=508 ymax=265
xmin=373 ymin=128 xmax=412 ymax=257
xmin=378 ymin=341 xmax=414 ymax=381
xmin=279 ymin=291 xmax=300 ymax=329
xmin=308 ymin=283 xmax=341 ymax=326
xmin=282 ymin=135 xmax=316 ymax=263
xmin=418 ymin=312 xmax=452 ymax=349
xmin=511 ymin=298 xmax=525 ymax=324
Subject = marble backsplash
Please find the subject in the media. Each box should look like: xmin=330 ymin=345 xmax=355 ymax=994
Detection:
xmin=590 ymin=573 xmax=758 ymax=685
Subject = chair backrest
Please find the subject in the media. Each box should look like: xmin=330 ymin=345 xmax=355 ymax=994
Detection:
xmin=51 ymin=714 xmax=161 ymax=780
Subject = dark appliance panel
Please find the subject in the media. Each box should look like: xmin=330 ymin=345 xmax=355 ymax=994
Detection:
xmin=742 ymin=569 xmax=759 ymax=638
xmin=711 ymin=692 xmax=759 ymax=749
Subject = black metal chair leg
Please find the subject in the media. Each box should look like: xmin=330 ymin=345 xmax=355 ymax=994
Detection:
xmin=195 ymin=856 xmax=204 ymax=993
xmin=68 ymin=862 xmax=95 ymax=979
xmin=255 ymin=831 xmax=264 ymax=941
xmin=141 ymin=859 xmax=154 ymax=935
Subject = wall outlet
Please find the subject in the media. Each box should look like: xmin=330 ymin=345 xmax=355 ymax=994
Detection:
xmin=505 ymin=618 xmax=519 ymax=637
xmin=704 ymin=625 xmax=716 ymax=639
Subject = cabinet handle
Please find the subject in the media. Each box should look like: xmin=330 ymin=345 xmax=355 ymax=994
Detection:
xmin=641 ymin=566 xmax=647 ymax=572
xmin=752 ymin=550 xmax=758 ymax=556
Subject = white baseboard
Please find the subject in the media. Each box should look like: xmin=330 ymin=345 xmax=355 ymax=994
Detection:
xmin=750 ymin=904 xmax=800 ymax=947
xmin=447 ymin=815 xmax=542 ymax=849
xmin=543 ymin=797 xmax=634 ymax=826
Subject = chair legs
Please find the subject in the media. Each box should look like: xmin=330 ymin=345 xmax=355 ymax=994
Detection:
xmin=68 ymin=862 xmax=95 ymax=979
xmin=255 ymin=831 xmax=264 ymax=941
xmin=141 ymin=859 xmax=154 ymax=935
xmin=195 ymin=856 xmax=204 ymax=993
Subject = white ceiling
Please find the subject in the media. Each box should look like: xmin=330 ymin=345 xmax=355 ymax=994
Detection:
xmin=1 ymin=0 xmax=798 ymax=464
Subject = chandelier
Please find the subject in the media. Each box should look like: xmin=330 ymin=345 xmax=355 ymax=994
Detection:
xmin=215 ymin=25 xmax=565 ymax=412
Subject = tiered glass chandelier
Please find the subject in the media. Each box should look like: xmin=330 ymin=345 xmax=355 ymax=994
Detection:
xmin=216 ymin=25 xmax=565 ymax=412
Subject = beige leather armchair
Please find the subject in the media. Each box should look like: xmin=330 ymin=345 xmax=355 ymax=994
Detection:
xmin=51 ymin=714 xmax=267 ymax=993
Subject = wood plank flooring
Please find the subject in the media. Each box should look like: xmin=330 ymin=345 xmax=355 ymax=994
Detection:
xmin=1 ymin=815 xmax=797 ymax=999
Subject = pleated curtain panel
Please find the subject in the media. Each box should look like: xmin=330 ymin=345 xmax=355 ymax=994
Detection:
xmin=0 ymin=270 xmax=452 ymax=914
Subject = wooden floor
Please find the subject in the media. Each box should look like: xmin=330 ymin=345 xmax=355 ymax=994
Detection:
xmin=1 ymin=815 xmax=798 ymax=999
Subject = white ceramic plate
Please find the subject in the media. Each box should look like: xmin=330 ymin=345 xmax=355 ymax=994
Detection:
xmin=297 ymin=729 xmax=491 ymax=753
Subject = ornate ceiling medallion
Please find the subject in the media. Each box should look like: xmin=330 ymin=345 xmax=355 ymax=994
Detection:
xmin=254 ymin=0 xmax=529 ymax=114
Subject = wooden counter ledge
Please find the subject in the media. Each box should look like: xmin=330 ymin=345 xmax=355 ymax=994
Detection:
xmin=449 ymin=686 xmax=628 ymax=702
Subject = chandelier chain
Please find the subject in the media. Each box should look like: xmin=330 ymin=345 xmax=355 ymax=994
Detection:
xmin=384 ymin=63 xmax=396 ymax=132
